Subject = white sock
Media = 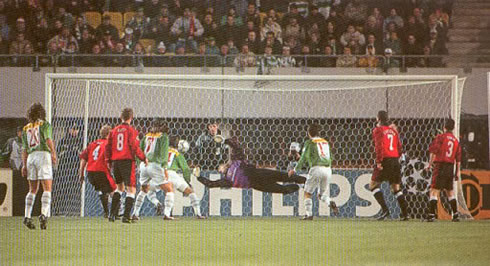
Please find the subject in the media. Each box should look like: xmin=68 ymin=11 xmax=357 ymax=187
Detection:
xmin=164 ymin=192 xmax=174 ymax=217
xmin=147 ymin=191 xmax=160 ymax=207
xmin=25 ymin=193 xmax=36 ymax=218
xmin=189 ymin=193 xmax=201 ymax=216
xmin=118 ymin=193 xmax=125 ymax=216
xmin=320 ymin=193 xmax=331 ymax=204
xmin=41 ymin=191 xmax=52 ymax=217
xmin=133 ymin=191 xmax=147 ymax=217
xmin=305 ymin=198 xmax=313 ymax=217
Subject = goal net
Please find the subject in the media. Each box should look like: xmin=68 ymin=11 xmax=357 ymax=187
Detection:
xmin=45 ymin=74 xmax=470 ymax=220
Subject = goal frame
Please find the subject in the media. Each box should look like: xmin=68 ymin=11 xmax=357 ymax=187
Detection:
xmin=45 ymin=73 xmax=463 ymax=217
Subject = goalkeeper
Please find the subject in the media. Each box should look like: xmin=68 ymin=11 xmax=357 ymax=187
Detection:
xmin=197 ymin=137 xmax=306 ymax=194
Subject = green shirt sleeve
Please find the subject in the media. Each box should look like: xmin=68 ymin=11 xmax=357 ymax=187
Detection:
xmin=160 ymin=133 xmax=169 ymax=168
xmin=295 ymin=140 xmax=311 ymax=171
xmin=42 ymin=122 xmax=52 ymax=140
xmin=22 ymin=130 xmax=28 ymax=150
xmin=177 ymin=154 xmax=191 ymax=183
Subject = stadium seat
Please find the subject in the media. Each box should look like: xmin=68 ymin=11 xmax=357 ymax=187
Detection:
xmin=139 ymin=39 xmax=155 ymax=53
xmin=84 ymin=12 xmax=102 ymax=29
xmin=123 ymin=12 xmax=136 ymax=27
xmin=103 ymin=12 xmax=124 ymax=35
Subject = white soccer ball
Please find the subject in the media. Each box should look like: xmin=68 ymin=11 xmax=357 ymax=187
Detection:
xmin=178 ymin=139 xmax=190 ymax=153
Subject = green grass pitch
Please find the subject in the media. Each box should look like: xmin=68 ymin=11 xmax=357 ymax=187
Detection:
xmin=1 ymin=217 xmax=489 ymax=265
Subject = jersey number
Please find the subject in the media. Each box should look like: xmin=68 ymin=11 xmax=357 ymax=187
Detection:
xmin=168 ymin=152 xmax=176 ymax=166
xmin=446 ymin=141 xmax=454 ymax=158
xmin=145 ymin=137 xmax=157 ymax=154
xmin=116 ymin=133 xmax=124 ymax=151
xmin=387 ymin=133 xmax=395 ymax=151
xmin=92 ymin=145 xmax=101 ymax=161
xmin=316 ymin=142 xmax=330 ymax=160
xmin=27 ymin=127 xmax=40 ymax=148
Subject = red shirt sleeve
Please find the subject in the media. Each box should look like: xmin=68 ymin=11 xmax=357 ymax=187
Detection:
xmin=80 ymin=145 xmax=89 ymax=161
xmin=373 ymin=127 xmax=383 ymax=164
xmin=129 ymin=127 xmax=146 ymax=161
xmin=105 ymin=130 xmax=114 ymax=162
xmin=455 ymin=142 xmax=462 ymax=163
xmin=428 ymin=135 xmax=442 ymax=155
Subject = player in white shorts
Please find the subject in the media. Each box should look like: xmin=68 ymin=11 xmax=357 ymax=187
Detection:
xmin=21 ymin=103 xmax=57 ymax=230
xmin=289 ymin=123 xmax=338 ymax=220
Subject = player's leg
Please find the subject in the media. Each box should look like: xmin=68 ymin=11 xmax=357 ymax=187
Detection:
xmin=39 ymin=179 xmax=52 ymax=229
xmin=24 ymin=179 xmax=39 ymax=229
xmin=388 ymin=159 xmax=408 ymax=220
xmin=249 ymin=172 xmax=299 ymax=194
xmin=147 ymin=184 xmax=164 ymax=214
xmin=109 ymin=161 xmax=125 ymax=222
xmin=183 ymin=187 xmax=204 ymax=218
xmin=249 ymin=168 xmax=306 ymax=184
xmin=446 ymin=189 xmax=459 ymax=221
xmin=122 ymin=160 xmax=137 ymax=223
xmin=391 ymin=183 xmax=408 ymax=220
xmin=132 ymin=184 xmax=149 ymax=219
xmin=317 ymin=167 xmax=338 ymax=216
xmin=370 ymin=163 xmax=390 ymax=220
xmin=427 ymin=163 xmax=443 ymax=222
xmin=160 ymin=183 xmax=175 ymax=220
xmin=302 ymin=167 xmax=320 ymax=220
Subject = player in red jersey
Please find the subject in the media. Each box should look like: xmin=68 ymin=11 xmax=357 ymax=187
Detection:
xmin=369 ymin=111 xmax=408 ymax=221
xmin=79 ymin=125 xmax=116 ymax=218
xmin=105 ymin=108 xmax=148 ymax=223
xmin=425 ymin=119 xmax=461 ymax=222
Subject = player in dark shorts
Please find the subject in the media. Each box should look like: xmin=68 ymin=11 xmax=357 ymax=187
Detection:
xmin=425 ymin=119 xmax=461 ymax=222
xmin=369 ymin=111 xmax=408 ymax=221
xmin=105 ymin=108 xmax=148 ymax=223
xmin=79 ymin=125 xmax=116 ymax=218
xmin=196 ymin=137 xmax=306 ymax=194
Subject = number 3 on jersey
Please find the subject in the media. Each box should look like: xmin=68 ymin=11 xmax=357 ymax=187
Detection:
xmin=316 ymin=141 xmax=331 ymax=160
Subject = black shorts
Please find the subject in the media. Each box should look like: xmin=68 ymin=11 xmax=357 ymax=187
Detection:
xmin=87 ymin=171 xmax=116 ymax=193
xmin=112 ymin=160 xmax=136 ymax=187
xmin=371 ymin=158 xmax=401 ymax=184
xmin=431 ymin=162 xmax=455 ymax=190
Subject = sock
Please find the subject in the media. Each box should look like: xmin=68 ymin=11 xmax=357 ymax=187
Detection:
xmin=123 ymin=193 xmax=135 ymax=219
xmin=133 ymin=191 xmax=147 ymax=217
xmin=99 ymin=192 xmax=109 ymax=216
xmin=395 ymin=190 xmax=408 ymax=218
xmin=304 ymin=198 xmax=313 ymax=217
xmin=189 ymin=193 xmax=201 ymax=216
xmin=164 ymin=192 xmax=174 ymax=217
xmin=118 ymin=193 xmax=125 ymax=216
xmin=110 ymin=190 xmax=122 ymax=217
xmin=372 ymin=188 xmax=389 ymax=213
xmin=429 ymin=196 xmax=438 ymax=218
xmin=320 ymin=193 xmax=330 ymax=204
xmin=41 ymin=191 xmax=52 ymax=217
xmin=147 ymin=191 xmax=160 ymax=207
xmin=25 ymin=192 xmax=36 ymax=218
xmin=448 ymin=196 xmax=458 ymax=216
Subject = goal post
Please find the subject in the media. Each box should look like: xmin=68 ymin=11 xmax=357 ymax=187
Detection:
xmin=45 ymin=73 xmax=469 ymax=219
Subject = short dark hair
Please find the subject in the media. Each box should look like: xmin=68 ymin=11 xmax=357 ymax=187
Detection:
xmin=151 ymin=118 xmax=169 ymax=133
xmin=377 ymin=110 xmax=389 ymax=125
xmin=100 ymin=125 xmax=111 ymax=138
xmin=169 ymin=135 xmax=179 ymax=148
xmin=445 ymin=118 xmax=455 ymax=131
xmin=121 ymin=108 xmax=133 ymax=121
xmin=27 ymin=102 xmax=46 ymax=123
xmin=308 ymin=123 xmax=321 ymax=137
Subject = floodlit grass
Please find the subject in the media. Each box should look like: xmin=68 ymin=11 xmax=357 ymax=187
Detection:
xmin=1 ymin=216 xmax=489 ymax=265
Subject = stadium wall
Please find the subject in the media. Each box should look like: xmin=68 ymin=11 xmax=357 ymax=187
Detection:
xmin=0 ymin=67 xmax=488 ymax=118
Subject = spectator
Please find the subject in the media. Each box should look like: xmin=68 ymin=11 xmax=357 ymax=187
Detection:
xmin=325 ymin=8 xmax=346 ymax=33
xmin=306 ymin=5 xmax=325 ymax=28
xmin=364 ymin=15 xmax=383 ymax=41
xmin=261 ymin=31 xmax=282 ymax=54
xmin=234 ymin=43 xmax=255 ymax=68
xmin=383 ymin=8 xmax=404 ymax=33
xmin=47 ymin=40 xmax=60 ymax=56
xmin=404 ymin=34 xmax=423 ymax=67
xmin=429 ymin=7 xmax=449 ymax=29
xmin=73 ymin=16 xmax=94 ymax=42
xmin=202 ymin=13 xmax=218 ymax=41
xmin=320 ymin=45 xmax=336 ymax=67
xmin=13 ymin=17 xmax=31 ymax=39
xmin=306 ymin=22 xmax=322 ymax=42
xmin=58 ymin=41 xmax=78 ymax=67
xmin=0 ymin=14 xmax=10 ymax=42
xmin=168 ymin=0 xmax=184 ymax=17
xmin=96 ymin=15 xmax=119 ymax=42
xmin=413 ymin=7 xmax=426 ymax=27
xmin=370 ymin=7 xmax=384 ymax=30
xmin=426 ymin=29 xmax=447 ymax=55
xmin=111 ymin=42 xmax=131 ymax=67
xmin=172 ymin=44 xmax=188 ymax=67
xmin=267 ymin=9 xmax=281 ymax=24
xmin=219 ymin=44 xmax=235 ymax=67
xmin=122 ymin=28 xmax=137 ymax=51
xmin=427 ymin=16 xmax=446 ymax=41
xmin=245 ymin=3 xmax=261 ymax=27
xmin=50 ymin=19 xmax=64 ymax=37
xmin=405 ymin=15 xmax=427 ymax=46
xmin=284 ymin=36 xmax=302 ymax=55
xmin=171 ymin=7 xmax=204 ymax=53
xmin=9 ymin=33 xmax=32 ymax=54
xmin=283 ymin=17 xmax=305 ymax=46
xmin=227 ymin=39 xmax=239 ymax=54
xmin=78 ymin=28 xmax=95 ymax=54
xmin=358 ymin=44 xmax=379 ymax=68
xmin=364 ymin=34 xmax=382 ymax=55
xmin=261 ymin=16 xmax=282 ymax=43
xmin=245 ymin=30 xmax=261 ymax=54
xmin=308 ymin=32 xmax=322 ymax=54
xmin=379 ymin=48 xmax=400 ymax=72
xmin=144 ymin=0 xmax=162 ymax=19
xmin=101 ymin=30 xmax=116 ymax=53
xmin=54 ymin=7 xmax=74 ymax=29
xmin=205 ymin=36 xmax=220 ymax=66
xmin=219 ymin=15 xmax=241 ymax=47
xmin=147 ymin=14 xmax=173 ymax=46
xmin=384 ymin=21 xmax=400 ymax=41
xmin=384 ymin=31 xmax=402 ymax=55
xmin=241 ymin=20 xmax=260 ymax=42
xmin=156 ymin=4 xmax=176 ymax=24
xmin=221 ymin=6 xmax=243 ymax=26
xmin=296 ymin=44 xmax=319 ymax=67
xmin=132 ymin=42 xmax=147 ymax=67
xmin=32 ymin=17 xmax=50 ymax=53
xmin=126 ymin=7 xmax=150 ymax=41
xmin=0 ymin=34 xmax=8 ymax=55
xmin=152 ymin=41 xmax=172 ymax=66
xmin=343 ymin=0 xmax=368 ymax=26
xmin=340 ymin=24 xmax=365 ymax=48
xmin=279 ymin=45 xmax=296 ymax=67
xmin=327 ymin=36 xmax=341 ymax=55
xmin=420 ymin=45 xmax=443 ymax=67
xmin=47 ymin=26 xmax=78 ymax=53
xmin=336 ymin=46 xmax=357 ymax=67
xmin=257 ymin=45 xmax=280 ymax=74
xmin=66 ymin=0 xmax=82 ymax=16
xmin=281 ymin=3 xmax=305 ymax=27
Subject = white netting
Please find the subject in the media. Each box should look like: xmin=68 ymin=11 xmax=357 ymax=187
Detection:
xmin=47 ymin=74 xmax=469 ymax=219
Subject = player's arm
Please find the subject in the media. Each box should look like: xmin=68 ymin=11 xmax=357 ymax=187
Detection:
xmin=290 ymin=141 xmax=310 ymax=176
xmin=426 ymin=135 xmax=442 ymax=170
xmin=44 ymin=123 xmax=57 ymax=165
xmin=373 ymin=128 xmax=383 ymax=168
xmin=105 ymin=130 xmax=113 ymax=167
xmin=178 ymin=154 xmax=192 ymax=184
xmin=455 ymin=143 xmax=462 ymax=179
xmin=21 ymin=129 xmax=28 ymax=177
xmin=160 ymin=133 xmax=169 ymax=179
xmin=130 ymin=129 xmax=146 ymax=162
xmin=79 ymin=146 xmax=89 ymax=183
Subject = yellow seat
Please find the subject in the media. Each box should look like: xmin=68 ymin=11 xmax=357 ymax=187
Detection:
xmin=139 ymin=39 xmax=155 ymax=53
xmin=124 ymin=12 xmax=136 ymax=27
xmin=103 ymin=12 xmax=124 ymax=35
xmin=84 ymin=12 xmax=101 ymax=29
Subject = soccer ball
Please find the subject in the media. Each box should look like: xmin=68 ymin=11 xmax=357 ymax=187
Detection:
xmin=178 ymin=139 xmax=190 ymax=153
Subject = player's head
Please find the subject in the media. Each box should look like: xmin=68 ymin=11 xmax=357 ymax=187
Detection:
xmin=121 ymin=107 xmax=133 ymax=122
xmin=27 ymin=102 xmax=46 ymax=123
xmin=377 ymin=110 xmax=389 ymax=126
xmin=16 ymin=126 xmax=23 ymax=137
xmin=100 ymin=125 xmax=112 ymax=139
xmin=207 ymin=120 xmax=219 ymax=136
xmin=307 ymin=123 xmax=321 ymax=138
xmin=151 ymin=118 xmax=169 ymax=133
xmin=444 ymin=118 xmax=455 ymax=132
xmin=169 ymin=135 xmax=179 ymax=148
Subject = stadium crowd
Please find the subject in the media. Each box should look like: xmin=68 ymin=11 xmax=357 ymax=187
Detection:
xmin=0 ymin=0 xmax=453 ymax=67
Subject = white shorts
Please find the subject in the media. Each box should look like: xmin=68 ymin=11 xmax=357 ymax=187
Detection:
xmin=139 ymin=162 xmax=169 ymax=187
xmin=168 ymin=170 xmax=190 ymax=193
xmin=304 ymin=166 xmax=332 ymax=195
xmin=27 ymin=151 xmax=53 ymax=181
